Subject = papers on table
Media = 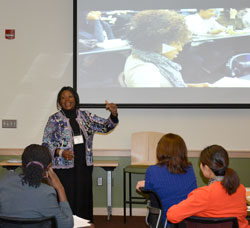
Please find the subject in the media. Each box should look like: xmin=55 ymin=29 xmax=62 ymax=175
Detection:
xmin=6 ymin=159 xmax=21 ymax=163
xmin=73 ymin=215 xmax=91 ymax=227
xmin=96 ymin=39 xmax=128 ymax=49
xmin=212 ymin=77 xmax=250 ymax=87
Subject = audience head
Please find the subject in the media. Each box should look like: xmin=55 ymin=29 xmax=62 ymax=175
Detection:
xmin=200 ymin=144 xmax=240 ymax=195
xmin=22 ymin=144 xmax=52 ymax=188
xmin=199 ymin=8 xmax=216 ymax=19
xmin=57 ymin=86 xmax=80 ymax=110
xmin=127 ymin=10 xmax=190 ymax=54
xmin=157 ymin=133 xmax=191 ymax=174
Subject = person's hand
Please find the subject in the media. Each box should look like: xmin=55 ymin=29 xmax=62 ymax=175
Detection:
xmin=136 ymin=180 xmax=145 ymax=191
xmin=187 ymin=82 xmax=211 ymax=87
xmin=47 ymin=167 xmax=67 ymax=202
xmin=105 ymin=100 xmax=118 ymax=117
xmin=47 ymin=167 xmax=63 ymax=190
xmin=62 ymin=150 xmax=74 ymax=160
xmin=210 ymin=29 xmax=224 ymax=35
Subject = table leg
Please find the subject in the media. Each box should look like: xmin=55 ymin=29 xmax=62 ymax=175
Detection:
xmin=123 ymin=169 xmax=126 ymax=224
xmin=107 ymin=170 xmax=112 ymax=221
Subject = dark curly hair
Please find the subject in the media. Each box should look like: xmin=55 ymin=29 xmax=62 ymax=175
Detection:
xmin=157 ymin=133 xmax=192 ymax=174
xmin=21 ymin=144 xmax=52 ymax=188
xmin=57 ymin=86 xmax=80 ymax=110
xmin=200 ymin=145 xmax=240 ymax=195
xmin=126 ymin=10 xmax=190 ymax=52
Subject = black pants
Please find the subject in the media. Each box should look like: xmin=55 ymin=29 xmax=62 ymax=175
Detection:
xmin=54 ymin=145 xmax=93 ymax=222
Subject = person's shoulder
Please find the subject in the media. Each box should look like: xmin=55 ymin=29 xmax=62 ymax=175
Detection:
xmin=238 ymin=183 xmax=247 ymax=194
xmin=79 ymin=109 xmax=88 ymax=115
xmin=39 ymin=182 xmax=57 ymax=194
xmin=49 ymin=111 xmax=61 ymax=119
xmin=189 ymin=184 xmax=210 ymax=198
xmin=186 ymin=164 xmax=195 ymax=172
xmin=128 ymin=55 xmax=158 ymax=69
xmin=78 ymin=109 xmax=92 ymax=118
xmin=0 ymin=171 xmax=19 ymax=183
xmin=147 ymin=164 xmax=165 ymax=172
xmin=202 ymin=181 xmax=225 ymax=194
xmin=148 ymin=164 xmax=159 ymax=169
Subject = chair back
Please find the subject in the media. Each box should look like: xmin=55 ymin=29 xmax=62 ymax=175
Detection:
xmin=183 ymin=216 xmax=239 ymax=228
xmin=0 ymin=215 xmax=57 ymax=228
xmin=140 ymin=187 xmax=166 ymax=228
xmin=131 ymin=132 xmax=164 ymax=165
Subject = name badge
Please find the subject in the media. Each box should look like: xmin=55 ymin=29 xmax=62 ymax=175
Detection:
xmin=74 ymin=135 xmax=84 ymax=144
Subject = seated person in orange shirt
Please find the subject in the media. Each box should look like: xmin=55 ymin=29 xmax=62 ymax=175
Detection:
xmin=167 ymin=144 xmax=250 ymax=228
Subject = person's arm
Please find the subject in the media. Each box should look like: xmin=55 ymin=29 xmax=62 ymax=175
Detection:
xmin=187 ymin=82 xmax=211 ymax=87
xmin=45 ymin=167 xmax=74 ymax=228
xmin=167 ymin=187 xmax=210 ymax=223
xmin=105 ymin=100 xmax=119 ymax=123
xmin=47 ymin=167 xmax=67 ymax=202
xmin=136 ymin=166 xmax=153 ymax=191
xmin=42 ymin=115 xmax=61 ymax=158
xmin=125 ymin=59 xmax=172 ymax=87
xmin=55 ymin=148 xmax=74 ymax=161
xmin=136 ymin=180 xmax=145 ymax=191
xmin=144 ymin=167 xmax=154 ymax=190
xmin=82 ymin=105 xmax=119 ymax=134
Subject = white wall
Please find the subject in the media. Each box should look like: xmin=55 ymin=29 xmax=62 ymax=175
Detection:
xmin=1 ymin=0 xmax=250 ymax=151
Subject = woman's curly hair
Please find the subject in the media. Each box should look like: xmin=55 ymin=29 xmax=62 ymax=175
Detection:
xmin=127 ymin=10 xmax=190 ymax=52
xmin=21 ymin=144 xmax=52 ymax=188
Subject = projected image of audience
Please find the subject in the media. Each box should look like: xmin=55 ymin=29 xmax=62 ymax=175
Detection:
xmin=77 ymin=8 xmax=250 ymax=88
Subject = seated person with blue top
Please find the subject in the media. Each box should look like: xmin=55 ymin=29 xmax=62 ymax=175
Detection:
xmin=0 ymin=144 xmax=73 ymax=228
xmin=136 ymin=133 xmax=197 ymax=227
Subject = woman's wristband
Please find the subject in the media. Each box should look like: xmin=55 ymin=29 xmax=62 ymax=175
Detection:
xmin=58 ymin=149 xmax=64 ymax=157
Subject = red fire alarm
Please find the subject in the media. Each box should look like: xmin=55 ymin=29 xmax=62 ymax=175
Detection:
xmin=5 ymin=29 xmax=15 ymax=40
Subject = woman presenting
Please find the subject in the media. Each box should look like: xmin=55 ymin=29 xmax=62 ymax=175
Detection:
xmin=42 ymin=86 xmax=118 ymax=223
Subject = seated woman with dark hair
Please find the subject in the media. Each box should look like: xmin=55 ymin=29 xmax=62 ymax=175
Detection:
xmin=167 ymin=145 xmax=250 ymax=228
xmin=0 ymin=144 xmax=73 ymax=228
xmin=124 ymin=10 xmax=209 ymax=87
xmin=136 ymin=133 xmax=197 ymax=227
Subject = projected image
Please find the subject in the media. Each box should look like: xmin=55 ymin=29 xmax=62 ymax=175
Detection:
xmin=77 ymin=8 xmax=250 ymax=88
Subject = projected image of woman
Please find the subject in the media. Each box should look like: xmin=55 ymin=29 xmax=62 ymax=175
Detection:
xmin=124 ymin=10 xmax=209 ymax=87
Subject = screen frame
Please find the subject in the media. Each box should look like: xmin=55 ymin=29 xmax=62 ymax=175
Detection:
xmin=73 ymin=0 xmax=250 ymax=109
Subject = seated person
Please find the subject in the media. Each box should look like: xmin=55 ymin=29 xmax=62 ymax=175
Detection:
xmin=136 ymin=133 xmax=197 ymax=227
xmin=185 ymin=8 xmax=226 ymax=35
xmin=0 ymin=144 xmax=74 ymax=228
xmin=167 ymin=144 xmax=250 ymax=228
xmin=242 ymin=8 xmax=250 ymax=28
xmin=79 ymin=11 xmax=115 ymax=42
xmin=124 ymin=10 xmax=209 ymax=87
xmin=217 ymin=8 xmax=245 ymax=31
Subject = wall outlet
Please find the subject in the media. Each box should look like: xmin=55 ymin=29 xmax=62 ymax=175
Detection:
xmin=2 ymin=119 xmax=17 ymax=128
xmin=97 ymin=177 xmax=103 ymax=186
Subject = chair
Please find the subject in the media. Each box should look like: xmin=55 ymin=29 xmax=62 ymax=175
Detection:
xmin=123 ymin=164 xmax=149 ymax=223
xmin=123 ymin=132 xmax=164 ymax=224
xmin=0 ymin=215 xmax=57 ymax=228
xmin=140 ymin=187 xmax=167 ymax=228
xmin=182 ymin=216 xmax=239 ymax=228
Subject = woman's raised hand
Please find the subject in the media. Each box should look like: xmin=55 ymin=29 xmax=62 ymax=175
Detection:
xmin=105 ymin=100 xmax=118 ymax=117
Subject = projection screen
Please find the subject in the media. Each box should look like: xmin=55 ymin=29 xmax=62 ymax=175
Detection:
xmin=74 ymin=0 xmax=250 ymax=108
